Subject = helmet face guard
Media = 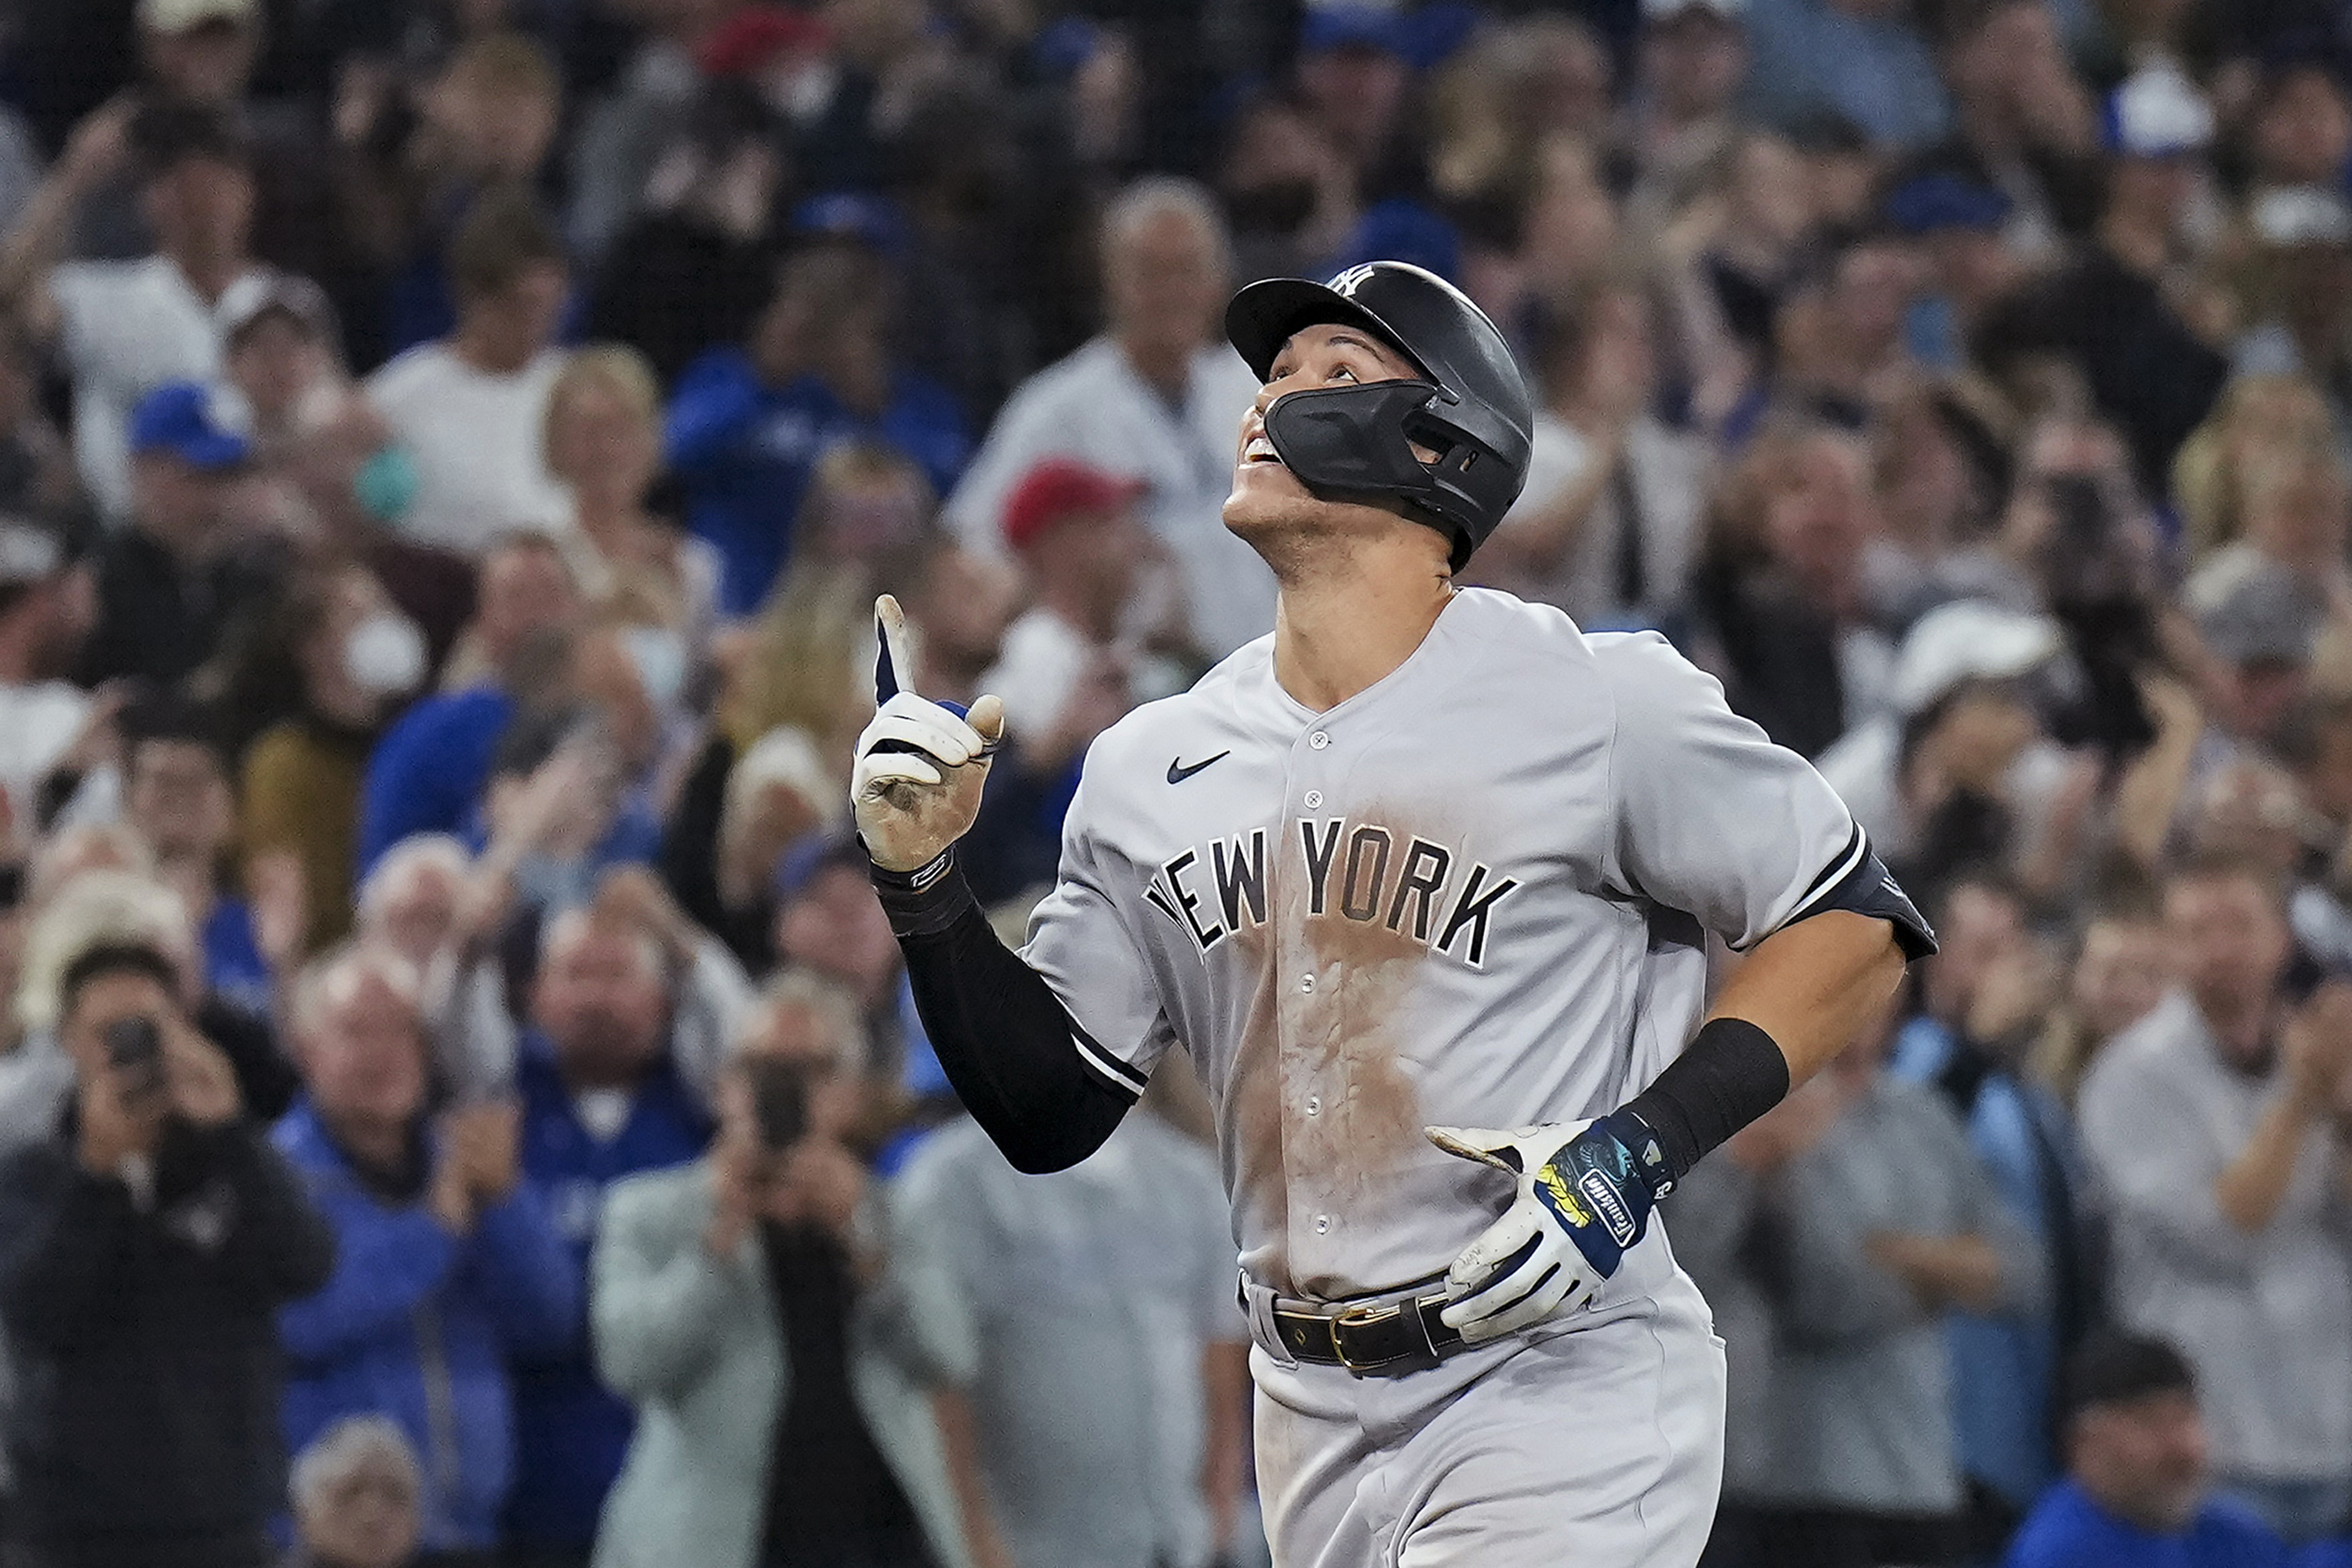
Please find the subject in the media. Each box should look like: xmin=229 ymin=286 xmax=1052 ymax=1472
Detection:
xmin=1227 ymin=261 xmax=1534 ymax=571
xmin=1263 ymin=380 xmax=1519 ymax=570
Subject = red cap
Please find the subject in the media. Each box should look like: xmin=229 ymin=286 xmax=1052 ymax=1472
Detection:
xmin=1000 ymin=459 xmax=1146 ymax=552
xmin=698 ymin=6 xmax=831 ymax=78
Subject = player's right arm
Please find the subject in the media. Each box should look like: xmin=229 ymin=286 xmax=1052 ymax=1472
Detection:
xmin=852 ymin=596 xmax=1139 ymax=1174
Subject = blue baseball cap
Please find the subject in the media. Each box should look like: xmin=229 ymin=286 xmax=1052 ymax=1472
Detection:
xmin=1883 ymin=172 xmax=2012 ymax=235
xmin=791 ymin=191 xmax=907 ymax=260
xmin=128 ymin=381 xmax=248 ymax=470
xmin=1300 ymin=4 xmax=1406 ymax=57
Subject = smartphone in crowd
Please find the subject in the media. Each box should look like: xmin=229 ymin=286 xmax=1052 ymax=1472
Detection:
xmin=748 ymin=1057 xmax=807 ymax=1152
xmin=103 ymin=1015 xmax=167 ymax=1104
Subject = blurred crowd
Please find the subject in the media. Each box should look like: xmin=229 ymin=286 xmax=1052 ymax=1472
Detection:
xmin=7 ymin=0 xmax=2352 ymax=1565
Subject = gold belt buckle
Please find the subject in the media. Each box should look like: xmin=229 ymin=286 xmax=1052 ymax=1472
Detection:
xmin=1330 ymin=1301 xmax=1404 ymax=1375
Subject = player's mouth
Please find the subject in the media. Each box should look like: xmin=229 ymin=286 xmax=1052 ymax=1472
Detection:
xmin=1244 ymin=435 xmax=1282 ymax=466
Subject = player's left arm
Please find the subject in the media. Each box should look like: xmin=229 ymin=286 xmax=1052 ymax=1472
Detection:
xmin=1429 ymin=635 xmax=1931 ymax=1342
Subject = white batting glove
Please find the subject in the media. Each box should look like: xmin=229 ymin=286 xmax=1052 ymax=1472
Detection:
xmin=1426 ymin=1112 xmax=1670 ymax=1344
xmin=851 ymin=594 xmax=1006 ymax=873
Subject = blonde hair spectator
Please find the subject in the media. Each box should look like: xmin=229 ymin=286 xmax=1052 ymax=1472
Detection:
xmin=15 ymin=869 xmax=191 ymax=1037
xmin=2171 ymin=373 xmax=2336 ymax=560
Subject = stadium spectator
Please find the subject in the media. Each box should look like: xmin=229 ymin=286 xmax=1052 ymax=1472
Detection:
xmin=1975 ymin=62 xmax=2232 ymax=496
xmin=590 ymin=970 xmax=975 ymax=1568
xmin=1816 ymin=599 xmax=2073 ymax=889
xmin=485 ymin=620 xmax=675 ymax=889
xmin=1689 ymin=418 xmax=1893 ymax=759
xmin=1883 ymin=175 xmax=2033 ymax=376
xmin=1915 ymin=0 xmax=2102 ymax=261
xmin=1891 ymin=875 xmax=2102 ymax=1550
xmin=1216 ymin=90 xmax=1354 ymax=289
xmin=119 ymin=693 xmax=289 ymax=1017
xmin=1761 ymin=226 xmax=1925 ymax=431
xmin=1482 ymin=274 xmax=1711 ymax=629
xmin=275 ymin=942 xmax=580 ymax=1558
xmin=894 ymin=1094 xmax=1249 ymax=1568
xmin=237 ymin=563 xmax=426 ymax=955
xmin=2079 ymin=856 xmax=2352 ymax=1543
xmin=2005 ymin=1332 xmax=2295 ymax=1568
xmin=1291 ymin=7 xmax=1414 ymax=192
xmin=286 ymin=1416 xmax=425 ymax=1568
xmin=0 ymin=937 xmax=333 ymax=1568
xmin=2240 ymin=56 xmax=2352 ymax=196
xmin=1703 ymin=983 xmax=2042 ymax=1568
xmin=669 ymin=235 xmax=969 ymax=616
xmin=543 ymin=344 xmax=722 ymax=688
xmin=1623 ymin=0 xmax=1752 ymax=225
xmin=356 ymin=34 xmax=569 ymax=363
xmin=581 ymin=82 xmax=788 ymax=389
xmin=0 ymin=101 xmax=270 ymax=521
xmin=0 ymin=856 xmax=306 ymax=1147
xmin=2170 ymin=374 xmax=2338 ymax=561
xmin=77 ymin=380 xmax=280 ymax=687
xmin=356 ymin=535 xmax=579 ymax=869
xmin=1680 ymin=130 xmax=1820 ymax=399
xmin=2186 ymin=447 xmax=2352 ymax=612
xmin=771 ymin=836 xmax=911 ymax=1084
xmin=364 ymin=185 xmax=572 ymax=557
xmin=562 ymin=0 xmax=753 ymax=271
xmin=0 ymin=516 xmax=101 ymax=834
xmin=944 ymin=177 xmax=1268 ymax=659
xmin=503 ymin=889 xmax=735 ymax=1564
xmin=2030 ymin=895 xmax=2173 ymax=1107
xmin=2233 ymin=188 xmax=2352 ymax=451
xmin=213 ymin=272 xmax=421 ymax=549
xmin=2189 ymin=561 xmax=2328 ymax=763
xmin=981 ymin=459 xmax=1155 ymax=755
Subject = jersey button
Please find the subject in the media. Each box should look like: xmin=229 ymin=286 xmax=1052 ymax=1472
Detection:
xmin=1299 ymin=974 xmax=1315 ymax=993
xmin=1306 ymin=1097 xmax=1321 ymax=1116
xmin=1313 ymin=1215 xmax=1331 ymax=1234
xmin=1309 ymin=731 xmax=1331 ymax=750
xmin=1304 ymin=790 xmax=1324 ymax=809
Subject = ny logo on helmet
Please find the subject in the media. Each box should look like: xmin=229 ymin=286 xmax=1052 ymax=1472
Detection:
xmin=1329 ymin=263 xmax=1379 ymax=297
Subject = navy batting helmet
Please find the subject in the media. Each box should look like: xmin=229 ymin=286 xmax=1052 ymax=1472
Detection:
xmin=1225 ymin=261 xmax=1534 ymax=570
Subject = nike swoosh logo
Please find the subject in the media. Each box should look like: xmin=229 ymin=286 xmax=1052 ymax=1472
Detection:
xmin=1167 ymin=751 xmax=1231 ymax=784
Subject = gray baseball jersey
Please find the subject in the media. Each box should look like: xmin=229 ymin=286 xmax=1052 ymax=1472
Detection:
xmin=1022 ymin=587 xmax=1867 ymax=1304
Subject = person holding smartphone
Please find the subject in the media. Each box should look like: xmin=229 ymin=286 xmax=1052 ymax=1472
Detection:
xmin=592 ymin=971 xmax=981 ymax=1568
xmin=0 ymin=938 xmax=334 ymax=1568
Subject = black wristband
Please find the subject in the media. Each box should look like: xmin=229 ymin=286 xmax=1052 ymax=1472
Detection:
xmin=1622 ymin=1016 xmax=1791 ymax=1183
xmin=866 ymin=846 xmax=981 ymax=941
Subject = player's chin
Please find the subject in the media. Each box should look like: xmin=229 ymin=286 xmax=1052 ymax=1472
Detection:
xmin=1224 ymin=460 xmax=1315 ymax=530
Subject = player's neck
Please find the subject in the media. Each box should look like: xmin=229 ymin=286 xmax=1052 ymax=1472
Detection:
xmin=1271 ymin=540 xmax=1456 ymax=713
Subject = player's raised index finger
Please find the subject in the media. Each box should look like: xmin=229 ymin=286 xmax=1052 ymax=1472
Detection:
xmin=873 ymin=594 xmax=919 ymax=705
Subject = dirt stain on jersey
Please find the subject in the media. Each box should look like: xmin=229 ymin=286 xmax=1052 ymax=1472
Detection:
xmin=1292 ymin=905 xmax=1427 ymax=1194
xmin=1224 ymin=922 xmax=1292 ymax=1292
xmin=1286 ymin=798 xmax=1468 ymax=1201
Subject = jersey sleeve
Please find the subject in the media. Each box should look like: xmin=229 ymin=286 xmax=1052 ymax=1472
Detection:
xmin=1600 ymin=632 xmax=1929 ymax=954
xmin=1019 ymin=763 xmax=1178 ymax=1100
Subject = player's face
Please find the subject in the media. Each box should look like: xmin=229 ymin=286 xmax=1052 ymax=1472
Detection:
xmin=1224 ymin=323 xmax=1424 ymax=536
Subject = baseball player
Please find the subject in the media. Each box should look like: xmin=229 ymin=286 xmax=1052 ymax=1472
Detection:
xmin=852 ymin=261 xmax=1936 ymax=1566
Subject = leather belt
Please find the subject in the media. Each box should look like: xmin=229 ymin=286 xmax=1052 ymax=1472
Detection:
xmin=1269 ymin=1284 xmax=1466 ymax=1377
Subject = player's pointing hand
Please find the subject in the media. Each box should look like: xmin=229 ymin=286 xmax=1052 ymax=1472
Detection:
xmin=1426 ymin=1113 xmax=1672 ymax=1342
xmin=853 ymin=594 xmax=1007 ymax=873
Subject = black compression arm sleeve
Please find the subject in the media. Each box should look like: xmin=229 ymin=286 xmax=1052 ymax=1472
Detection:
xmin=870 ymin=851 xmax=1134 ymax=1174
xmin=1623 ymin=1016 xmax=1790 ymax=1184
